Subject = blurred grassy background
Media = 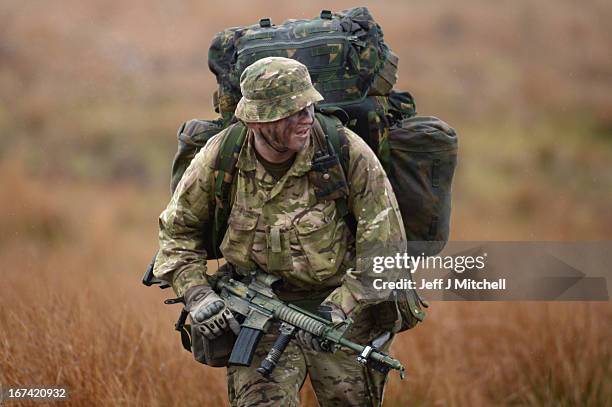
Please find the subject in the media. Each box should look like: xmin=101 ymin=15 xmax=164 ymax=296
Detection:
xmin=1 ymin=0 xmax=611 ymax=406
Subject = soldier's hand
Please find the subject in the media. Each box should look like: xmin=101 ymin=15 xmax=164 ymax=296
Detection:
xmin=295 ymin=302 xmax=347 ymax=352
xmin=296 ymin=330 xmax=324 ymax=352
xmin=320 ymin=285 xmax=356 ymax=324
xmin=317 ymin=302 xmax=347 ymax=325
xmin=184 ymin=284 xmax=240 ymax=339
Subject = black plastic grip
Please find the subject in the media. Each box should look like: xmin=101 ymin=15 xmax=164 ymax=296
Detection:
xmin=228 ymin=327 xmax=264 ymax=366
xmin=257 ymin=330 xmax=293 ymax=377
xmin=142 ymin=254 xmax=157 ymax=286
xmin=142 ymin=252 xmax=170 ymax=289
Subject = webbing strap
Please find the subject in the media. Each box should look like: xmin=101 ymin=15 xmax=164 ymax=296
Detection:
xmin=322 ymin=78 xmax=359 ymax=92
xmin=314 ymin=114 xmax=356 ymax=236
xmin=305 ymin=25 xmax=334 ymax=34
xmin=212 ymin=123 xmax=248 ymax=257
xmin=245 ymin=31 xmax=274 ymax=41
xmin=311 ymin=45 xmax=339 ymax=56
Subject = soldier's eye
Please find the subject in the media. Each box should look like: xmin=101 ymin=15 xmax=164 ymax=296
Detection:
xmin=297 ymin=105 xmax=314 ymax=118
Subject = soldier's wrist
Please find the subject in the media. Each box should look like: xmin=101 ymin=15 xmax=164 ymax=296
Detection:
xmin=183 ymin=284 xmax=213 ymax=306
xmin=172 ymin=268 xmax=209 ymax=297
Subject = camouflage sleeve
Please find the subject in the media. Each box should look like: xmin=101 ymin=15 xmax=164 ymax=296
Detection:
xmin=325 ymin=127 xmax=407 ymax=316
xmin=153 ymin=131 xmax=226 ymax=296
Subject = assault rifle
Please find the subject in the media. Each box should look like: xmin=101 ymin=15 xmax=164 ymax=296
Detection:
xmin=143 ymin=262 xmax=405 ymax=378
xmin=208 ymin=270 xmax=406 ymax=378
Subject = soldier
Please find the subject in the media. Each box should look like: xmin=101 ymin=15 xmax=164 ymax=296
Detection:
xmin=154 ymin=57 xmax=406 ymax=406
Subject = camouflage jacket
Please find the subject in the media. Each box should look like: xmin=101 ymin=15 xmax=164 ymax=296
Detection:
xmin=154 ymin=124 xmax=406 ymax=316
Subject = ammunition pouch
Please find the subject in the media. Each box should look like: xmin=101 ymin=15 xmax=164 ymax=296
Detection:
xmin=395 ymin=288 xmax=428 ymax=332
xmin=175 ymin=320 xmax=236 ymax=367
xmin=189 ymin=326 xmax=236 ymax=367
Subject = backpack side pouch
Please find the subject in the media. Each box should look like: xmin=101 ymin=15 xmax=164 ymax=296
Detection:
xmin=170 ymin=118 xmax=226 ymax=193
xmin=190 ymin=326 xmax=236 ymax=367
xmin=388 ymin=116 xmax=458 ymax=256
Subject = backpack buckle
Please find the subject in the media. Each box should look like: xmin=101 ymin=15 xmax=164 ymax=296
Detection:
xmin=320 ymin=10 xmax=332 ymax=20
xmin=259 ymin=18 xmax=272 ymax=28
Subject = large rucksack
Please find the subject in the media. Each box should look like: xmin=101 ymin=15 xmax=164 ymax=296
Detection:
xmin=209 ymin=7 xmax=398 ymax=124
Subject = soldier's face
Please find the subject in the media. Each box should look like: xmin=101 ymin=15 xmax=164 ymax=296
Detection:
xmin=257 ymin=104 xmax=315 ymax=153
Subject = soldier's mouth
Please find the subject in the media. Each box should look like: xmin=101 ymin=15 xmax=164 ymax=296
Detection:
xmin=295 ymin=128 xmax=310 ymax=137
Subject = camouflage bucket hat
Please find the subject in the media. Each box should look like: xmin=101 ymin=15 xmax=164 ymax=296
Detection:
xmin=235 ymin=57 xmax=324 ymax=123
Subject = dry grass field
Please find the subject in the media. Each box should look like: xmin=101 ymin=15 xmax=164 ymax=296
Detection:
xmin=1 ymin=1 xmax=611 ymax=406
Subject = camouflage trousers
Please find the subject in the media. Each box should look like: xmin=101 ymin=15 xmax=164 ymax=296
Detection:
xmin=227 ymin=310 xmax=392 ymax=407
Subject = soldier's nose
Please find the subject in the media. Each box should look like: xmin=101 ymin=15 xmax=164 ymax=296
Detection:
xmin=298 ymin=106 xmax=314 ymax=125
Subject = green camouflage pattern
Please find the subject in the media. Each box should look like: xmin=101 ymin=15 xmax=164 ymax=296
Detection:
xmin=234 ymin=57 xmax=323 ymax=123
xmin=208 ymin=7 xmax=396 ymax=121
xmin=154 ymin=124 xmax=405 ymax=317
xmin=338 ymin=95 xmax=392 ymax=167
xmin=227 ymin=309 xmax=391 ymax=407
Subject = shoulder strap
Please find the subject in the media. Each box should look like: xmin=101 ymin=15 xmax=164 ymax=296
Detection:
xmin=314 ymin=114 xmax=357 ymax=236
xmin=211 ymin=122 xmax=248 ymax=258
xmin=315 ymin=113 xmax=350 ymax=175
